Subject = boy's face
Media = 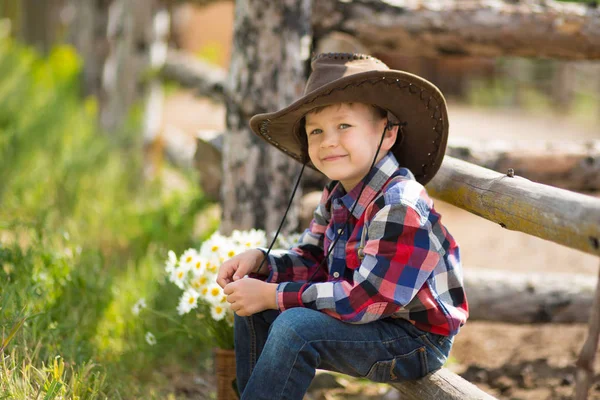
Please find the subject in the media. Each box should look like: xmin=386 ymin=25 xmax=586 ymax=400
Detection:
xmin=304 ymin=103 xmax=397 ymax=192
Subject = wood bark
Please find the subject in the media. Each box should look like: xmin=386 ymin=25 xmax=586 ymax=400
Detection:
xmin=426 ymin=156 xmax=600 ymax=257
xmin=313 ymin=0 xmax=600 ymax=60
xmin=142 ymin=6 xmax=170 ymax=179
xmin=101 ymin=0 xmax=157 ymax=132
xmin=67 ymin=0 xmax=111 ymax=100
xmin=447 ymin=139 xmax=600 ymax=192
xmin=162 ymin=49 xmax=227 ymax=102
xmin=220 ymin=0 xmax=312 ymax=236
xmin=464 ymin=268 xmax=596 ymax=324
xmin=19 ymin=0 xmax=63 ymax=55
xmin=390 ymin=367 xmax=497 ymax=399
xmin=575 ymin=260 xmax=600 ymax=399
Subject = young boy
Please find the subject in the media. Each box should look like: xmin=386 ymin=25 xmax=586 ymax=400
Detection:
xmin=217 ymin=53 xmax=468 ymax=399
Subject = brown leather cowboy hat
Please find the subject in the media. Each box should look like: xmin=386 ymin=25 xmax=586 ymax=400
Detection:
xmin=249 ymin=53 xmax=449 ymax=185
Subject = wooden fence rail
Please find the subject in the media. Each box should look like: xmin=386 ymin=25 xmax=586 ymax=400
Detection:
xmin=426 ymin=156 xmax=600 ymax=257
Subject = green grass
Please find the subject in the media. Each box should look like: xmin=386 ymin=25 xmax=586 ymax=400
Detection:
xmin=0 ymin=38 xmax=219 ymax=398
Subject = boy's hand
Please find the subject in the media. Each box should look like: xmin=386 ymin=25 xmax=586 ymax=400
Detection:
xmin=217 ymin=249 xmax=267 ymax=289
xmin=223 ymin=279 xmax=278 ymax=316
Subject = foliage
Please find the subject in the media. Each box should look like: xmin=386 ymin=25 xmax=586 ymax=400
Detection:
xmin=0 ymin=37 xmax=217 ymax=398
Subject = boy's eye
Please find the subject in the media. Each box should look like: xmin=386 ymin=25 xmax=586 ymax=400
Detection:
xmin=338 ymin=123 xmax=350 ymax=129
xmin=309 ymin=129 xmax=322 ymax=136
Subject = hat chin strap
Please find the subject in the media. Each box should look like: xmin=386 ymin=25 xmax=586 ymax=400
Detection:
xmin=256 ymin=121 xmax=404 ymax=282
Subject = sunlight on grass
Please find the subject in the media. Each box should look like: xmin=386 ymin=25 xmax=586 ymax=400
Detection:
xmin=0 ymin=37 xmax=218 ymax=398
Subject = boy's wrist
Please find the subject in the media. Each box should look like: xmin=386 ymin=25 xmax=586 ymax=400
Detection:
xmin=252 ymin=249 xmax=269 ymax=275
xmin=262 ymin=282 xmax=278 ymax=310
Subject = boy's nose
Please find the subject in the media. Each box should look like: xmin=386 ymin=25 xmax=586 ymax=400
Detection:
xmin=320 ymin=130 xmax=338 ymax=148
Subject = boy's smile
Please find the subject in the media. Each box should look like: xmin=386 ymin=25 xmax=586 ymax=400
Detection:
xmin=305 ymin=103 xmax=397 ymax=192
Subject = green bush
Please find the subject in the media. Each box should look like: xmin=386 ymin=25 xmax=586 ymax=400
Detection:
xmin=0 ymin=37 xmax=218 ymax=399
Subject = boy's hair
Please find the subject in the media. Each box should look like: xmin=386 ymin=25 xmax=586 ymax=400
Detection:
xmin=296 ymin=103 xmax=400 ymax=163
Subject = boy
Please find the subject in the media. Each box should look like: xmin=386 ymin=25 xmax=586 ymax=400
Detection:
xmin=217 ymin=53 xmax=468 ymax=399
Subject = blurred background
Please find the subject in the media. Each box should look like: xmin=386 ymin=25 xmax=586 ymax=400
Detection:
xmin=0 ymin=0 xmax=599 ymax=399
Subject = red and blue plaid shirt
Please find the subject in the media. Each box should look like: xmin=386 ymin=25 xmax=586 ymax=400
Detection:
xmin=256 ymin=153 xmax=468 ymax=336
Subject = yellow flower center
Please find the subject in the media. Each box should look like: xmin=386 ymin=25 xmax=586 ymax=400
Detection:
xmin=201 ymin=287 xmax=208 ymax=295
xmin=177 ymin=271 xmax=184 ymax=279
xmin=215 ymin=306 xmax=223 ymax=313
xmin=245 ymin=242 xmax=252 ymax=247
xmin=211 ymin=287 xmax=220 ymax=297
xmin=228 ymin=250 xmax=235 ymax=257
xmin=188 ymin=296 xmax=195 ymax=304
xmin=211 ymin=245 xmax=219 ymax=252
xmin=186 ymin=256 xmax=192 ymax=263
xmin=195 ymin=261 xmax=202 ymax=269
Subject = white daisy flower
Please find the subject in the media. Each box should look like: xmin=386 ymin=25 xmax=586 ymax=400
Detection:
xmin=190 ymin=254 xmax=206 ymax=277
xmin=132 ymin=298 xmax=147 ymax=316
xmin=211 ymin=304 xmax=227 ymax=321
xmin=165 ymin=250 xmax=178 ymax=274
xmin=177 ymin=288 xmax=200 ymax=315
xmin=145 ymin=332 xmax=157 ymax=346
xmin=205 ymin=283 xmax=224 ymax=305
xmin=169 ymin=265 xmax=188 ymax=289
xmin=204 ymin=255 xmax=220 ymax=275
xmin=179 ymin=249 xmax=198 ymax=271
xmin=247 ymin=229 xmax=268 ymax=247
xmin=190 ymin=275 xmax=210 ymax=291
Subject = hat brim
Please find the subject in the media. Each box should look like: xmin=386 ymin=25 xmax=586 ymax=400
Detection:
xmin=249 ymin=70 xmax=448 ymax=186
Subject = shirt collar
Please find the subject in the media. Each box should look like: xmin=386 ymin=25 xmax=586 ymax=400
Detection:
xmin=330 ymin=152 xmax=414 ymax=219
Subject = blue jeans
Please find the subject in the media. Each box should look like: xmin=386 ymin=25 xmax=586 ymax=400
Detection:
xmin=234 ymin=308 xmax=453 ymax=400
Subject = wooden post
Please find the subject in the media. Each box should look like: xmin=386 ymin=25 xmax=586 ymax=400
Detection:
xmin=575 ymin=259 xmax=600 ymax=399
xmin=220 ymin=0 xmax=312 ymax=235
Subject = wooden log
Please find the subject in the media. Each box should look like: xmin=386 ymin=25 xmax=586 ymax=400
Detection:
xmin=314 ymin=0 xmax=600 ymax=60
xmin=575 ymin=260 xmax=600 ymax=399
xmin=161 ymin=48 xmax=227 ymax=102
xmin=464 ymin=268 xmax=595 ymax=323
xmin=426 ymin=156 xmax=600 ymax=256
xmin=447 ymin=138 xmax=600 ymax=192
xmin=390 ymin=368 xmax=497 ymax=399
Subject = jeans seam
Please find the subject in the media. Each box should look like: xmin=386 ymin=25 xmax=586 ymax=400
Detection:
xmin=247 ymin=316 xmax=257 ymax=373
xmin=278 ymin=341 xmax=308 ymax=400
xmin=420 ymin=334 xmax=446 ymax=359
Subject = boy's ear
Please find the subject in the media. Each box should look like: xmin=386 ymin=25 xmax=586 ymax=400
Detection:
xmin=382 ymin=121 xmax=399 ymax=151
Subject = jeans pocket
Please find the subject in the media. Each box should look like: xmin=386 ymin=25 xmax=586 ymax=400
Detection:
xmin=364 ymin=346 xmax=427 ymax=383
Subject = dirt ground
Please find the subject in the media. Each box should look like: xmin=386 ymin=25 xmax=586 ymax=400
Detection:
xmin=162 ymin=91 xmax=599 ymax=399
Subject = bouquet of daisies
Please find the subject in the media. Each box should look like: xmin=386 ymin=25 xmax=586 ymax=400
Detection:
xmin=162 ymin=229 xmax=300 ymax=349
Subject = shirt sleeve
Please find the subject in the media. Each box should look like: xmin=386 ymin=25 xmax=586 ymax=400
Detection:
xmin=248 ymin=187 xmax=332 ymax=284
xmin=276 ymin=191 xmax=447 ymax=324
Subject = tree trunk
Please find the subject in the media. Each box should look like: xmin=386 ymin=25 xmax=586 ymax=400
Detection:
xmin=313 ymin=0 xmax=600 ymax=60
xmin=19 ymin=0 xmax=64 ymax=55
xmin=101 ymin=0 xmax=158 ymax=132
xmin=67 ymin=0 xmax=111 ymax=100
xmin=220 ymin=0 xmax=312 ymax=236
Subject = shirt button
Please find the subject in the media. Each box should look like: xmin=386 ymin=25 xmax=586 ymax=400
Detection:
xmin=333 ymin=272 xmax=340 ymax=278
xmin=337 ymin=228 xmax=342 ymax=234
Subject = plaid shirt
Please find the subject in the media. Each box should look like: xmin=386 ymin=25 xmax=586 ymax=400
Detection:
xmin=256 ymin=153 xmax=468 ymax=336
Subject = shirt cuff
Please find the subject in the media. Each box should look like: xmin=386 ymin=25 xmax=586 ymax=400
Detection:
xmin=276 ymin=282 xmax=306 ymax=311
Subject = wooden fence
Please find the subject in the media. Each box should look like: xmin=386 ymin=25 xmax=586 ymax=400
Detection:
xmin=389 ymin=156 xmax=600 ymax=398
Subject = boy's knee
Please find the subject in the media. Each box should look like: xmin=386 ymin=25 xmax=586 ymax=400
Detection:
xmin=269 ymin=308 xmax=322 ymax=341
